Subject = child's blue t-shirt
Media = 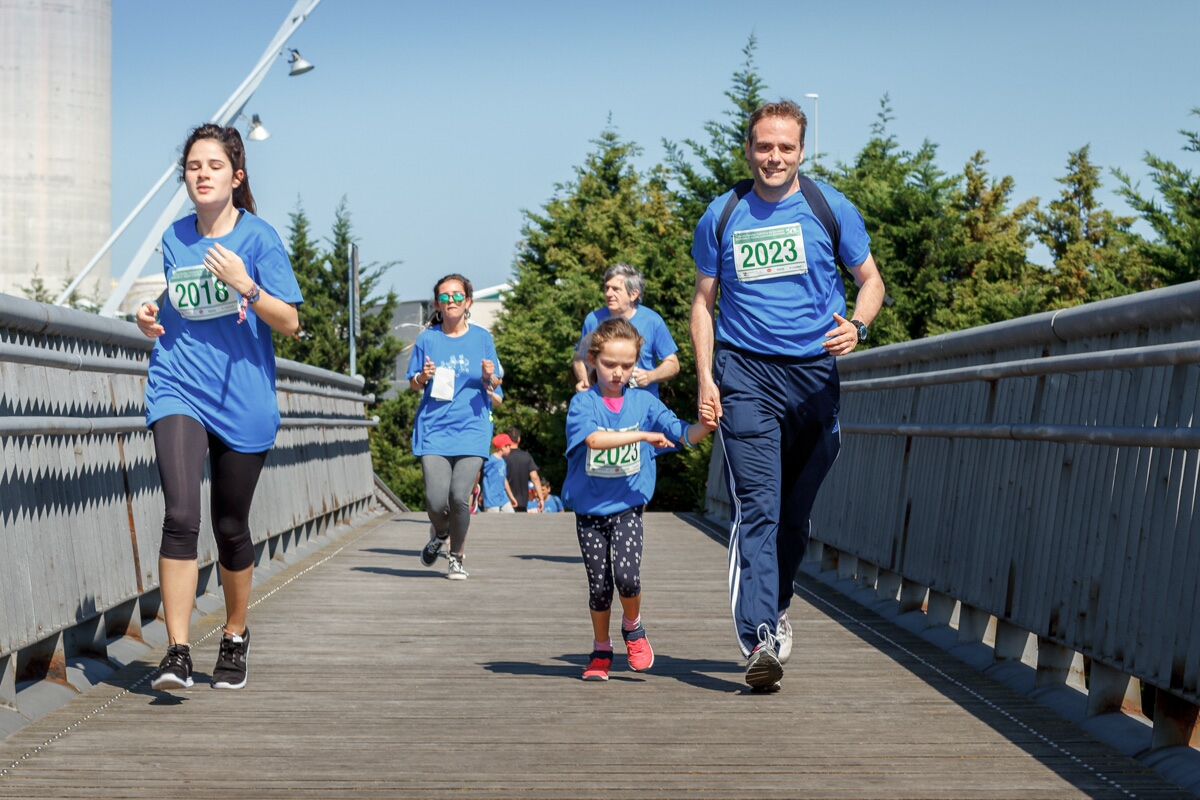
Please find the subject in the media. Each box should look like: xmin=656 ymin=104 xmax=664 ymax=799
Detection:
xmin=406 ymin=324 xmax=503 ymax=458
xmin=481 ymin=453 xmax=509 ymax=508
xmin=691 ymin=179 xmax=871 ymax=358
xmin=562 ymin=386 xmax=689 ymax=516
xmin=145 ymin=211 xmax=304 ymax=452
xmin=542 ymin=494 xmax=564 ymax=513
xmin=578 ymin=306 xmax=678 ymax=398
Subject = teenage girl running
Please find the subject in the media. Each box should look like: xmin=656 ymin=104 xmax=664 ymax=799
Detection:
xmin=563 ymin=318 xmax=717 ymax=680
xmin=137 ymin=124 xmax=303 ymax=691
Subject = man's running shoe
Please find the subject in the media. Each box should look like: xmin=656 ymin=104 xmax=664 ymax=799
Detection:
xmin=421 ymin=526 xmax=446 ymax=567
xmin=745 ymin=623 xmax=783 ymax=692
xmin=582 ymin=649 xmax=613 ymax=681
xmin=777 ymin=611 xmax=793 ymax=665
xmin=447 ymin=553 xmax=469 ymax=580
xmin=212 ymin=626 xmax=250 ymax=690
xmin=150 ymin=643 xmax=193 ymax=690
xmin=622 ymin=623 xmax=655 ymax=672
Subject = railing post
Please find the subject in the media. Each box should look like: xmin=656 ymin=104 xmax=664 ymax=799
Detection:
xmin=958 ymin=604 xmax=994 ymax=645
xmin=1086 ymin=661 xmax=1135 ymax=717
xmin=926 ymin=590 xmax=956 ymax=628
xmin=1033 ymin=637 xmax=1075 ymax=687
xmin=898 ymin=579 xmax=928 ymax=614
xmin=1151 ymin=690 xmax=1200 ymax=751
xmin=0 ymin=654 xmax=15 ymax=709
xmin=994 ymin=620 xmax=1030 ymax=663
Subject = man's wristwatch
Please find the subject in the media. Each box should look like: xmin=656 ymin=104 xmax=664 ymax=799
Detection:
xmin=851 ymin=319 xmax=868 ymax=343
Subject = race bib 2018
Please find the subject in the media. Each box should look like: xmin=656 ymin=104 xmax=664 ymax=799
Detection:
xmin=169 ymin=266 xmax=238 ymax=320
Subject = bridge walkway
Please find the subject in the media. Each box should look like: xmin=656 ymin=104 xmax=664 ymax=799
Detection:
xmin=0 ymin=512 xmax=1184 ymax=798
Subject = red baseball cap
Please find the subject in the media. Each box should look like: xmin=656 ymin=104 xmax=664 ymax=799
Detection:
xmin=492 ymin=433 xmax=514 ymax=448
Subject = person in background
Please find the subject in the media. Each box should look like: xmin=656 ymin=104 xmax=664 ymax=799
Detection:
xmin=482 ymin=433 xmax=518 ymax=512
xmin=572 ymin=263 xmax=679 ymax=397
xmin=503 ymin=428 xmax=544 ymax=512
xmin=539 ymin=481 xmax=564 ymax=513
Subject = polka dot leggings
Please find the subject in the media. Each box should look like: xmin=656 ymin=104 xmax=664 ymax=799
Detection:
xmin=575 ymin=506 xmax=644 ymax=612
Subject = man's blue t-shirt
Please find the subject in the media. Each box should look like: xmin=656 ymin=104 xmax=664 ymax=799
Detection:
xmin=406 ymin=324 xmax=502 ymax=458
xmin=691 ymin=180 xmax=871 ymax=358
xmin=578 ymin=306 xmax=678 ymax=398
xmin=562 ymin=386 xmax=689 ymax=516
xmin=145 ymin=211 xmax=304 ymax=452
xmin=481 ymin=453 xmax=509 ymax=508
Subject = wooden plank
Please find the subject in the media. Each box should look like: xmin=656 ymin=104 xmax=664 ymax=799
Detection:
xmin=0 ymin=513 xmax=1185 ymax=798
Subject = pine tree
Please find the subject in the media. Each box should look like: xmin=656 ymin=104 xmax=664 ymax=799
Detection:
xmin=1114 ymin=107 xmax=1200 ymax=286
xmin=1033 ymin=146 xmax=1155 ymax=307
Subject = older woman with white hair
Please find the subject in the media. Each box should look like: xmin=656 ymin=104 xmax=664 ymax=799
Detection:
xmin=572 ymin=263 xmax=679 ymax=397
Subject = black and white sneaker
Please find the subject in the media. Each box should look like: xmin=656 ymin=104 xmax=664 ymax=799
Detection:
xmin=446 ymin=553 xmax=469 ymax=580
xmin=421 ymin=526 xmax=447 ymax=567
xmin=151 ymin=643 xmax=194 ymax=690
xmin=745 ymin=623 xmax=783 ymax=692
xmin=212 ymin=627 xmax=250 ymax=690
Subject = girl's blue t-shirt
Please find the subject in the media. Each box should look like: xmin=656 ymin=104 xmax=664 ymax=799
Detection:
xmin=481 ymin=453 xmax=509 ymax=507
xmin=562 ymin=386 xmax=689 ymax=516
xmin=578 ymin=306 xmax=678 ymax=398
xmin=406 ymin=324 xmax=503 ymax=458
xmin=145 ymin=211 xmax=303 ymax=452
xmin=692 ymin=179 xmax=871 ymax=358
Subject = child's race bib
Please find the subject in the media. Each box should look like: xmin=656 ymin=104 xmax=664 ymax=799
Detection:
xmin=169 ymin=266 xmax=238 ymax=320
xmin=732 ymin=222 xmax=807 ymax=282
xmin=586 ymin=426 xmax=642 ymax=479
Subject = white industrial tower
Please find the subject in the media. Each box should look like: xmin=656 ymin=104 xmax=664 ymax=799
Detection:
xmin=0 ymin=0 xmax=111 ymax=302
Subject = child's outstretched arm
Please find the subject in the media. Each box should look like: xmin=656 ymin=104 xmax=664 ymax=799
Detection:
xmin=585 ymin=429 xmax=673 ymax=450
xmin=677 ymin=400 xmax=720 ymax=447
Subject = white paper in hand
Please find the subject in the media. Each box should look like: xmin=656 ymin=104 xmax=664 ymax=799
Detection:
xmin=430 ymin=366 xmax=456 ymax=401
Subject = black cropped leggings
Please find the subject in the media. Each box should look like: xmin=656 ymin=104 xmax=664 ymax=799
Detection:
xmin=152 ymin=414 xmax=268 ymax=571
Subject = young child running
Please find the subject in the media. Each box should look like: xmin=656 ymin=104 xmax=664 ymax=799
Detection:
xmin=563 ymin=318 xmax=717 ymax=681
xmin=482 ymin=433 xmax=518 ymax=512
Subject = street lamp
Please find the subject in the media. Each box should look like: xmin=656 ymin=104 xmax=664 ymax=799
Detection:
xmin=240 ymin=113 xmax=271 ymax=141
xmin=804 ymin=93 xmax=819 ymax=166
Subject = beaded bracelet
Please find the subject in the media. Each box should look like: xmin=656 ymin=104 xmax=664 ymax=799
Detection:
xmin=236 ymin=283 xmax=261 ymax=325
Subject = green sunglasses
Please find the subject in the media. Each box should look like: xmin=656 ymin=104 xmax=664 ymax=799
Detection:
xmin=437 ymin=292 xmax=466 ymax=304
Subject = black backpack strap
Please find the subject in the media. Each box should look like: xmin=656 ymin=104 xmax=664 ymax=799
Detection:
xmin=714 ymin=179 xmax=755 ymax=253
xmin=798 ymin=175 xmax=844 ymax=272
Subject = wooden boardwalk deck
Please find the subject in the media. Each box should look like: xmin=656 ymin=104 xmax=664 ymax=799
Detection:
xmin=0 ymin=511 xmax=1185 ymax=798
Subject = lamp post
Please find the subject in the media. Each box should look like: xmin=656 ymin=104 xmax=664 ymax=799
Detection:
xmin=60 ymin=0 xmax=323 ymax=313
xmin=804 ymin=93 xmax=819 ymax=166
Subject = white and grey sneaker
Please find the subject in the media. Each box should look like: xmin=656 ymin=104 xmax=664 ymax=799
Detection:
xmin=777 ymin=611 xmax=793 ymax=665
xmin=420 ymin=526 xmax=446 ymax=567
xmin=745 ymin=623 xmax=783 ymax=692
xmin=447 ymin=553 xmax=469 ymax=580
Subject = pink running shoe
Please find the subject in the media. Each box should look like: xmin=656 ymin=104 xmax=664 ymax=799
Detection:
xmin=622 ymin=624 xmax=655 ymax=672
xmin=582 ymin=649 xmax=613 ymax=681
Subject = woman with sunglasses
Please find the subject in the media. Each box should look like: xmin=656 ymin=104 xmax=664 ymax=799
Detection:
xmin=407 ymin=274 xmax=503 ymax=579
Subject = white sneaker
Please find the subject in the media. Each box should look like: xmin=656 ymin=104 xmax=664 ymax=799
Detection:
xmin=745 ymin=623 xmax=783 ymax=691
xmin=777 ymin=611 xmax=793 ymax=665
xmin=447 ymin=553 xmax=469 ymax=580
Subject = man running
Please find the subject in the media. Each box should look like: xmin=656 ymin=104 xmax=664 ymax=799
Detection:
xmin=690 ymin=99 xmax=886 ymax=692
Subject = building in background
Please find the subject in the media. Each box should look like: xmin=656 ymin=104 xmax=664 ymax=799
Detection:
xmin=382 ymin=283 xmax=509 ymax=398
xmin=0 ymin=0 xmax=112 ymax=302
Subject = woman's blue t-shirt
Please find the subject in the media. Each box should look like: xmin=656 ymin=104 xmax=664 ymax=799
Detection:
xmin=692 ymin=180 xmax=871 ymax=358
xmin=406 ymin=324 xmax=503 ymax=458
xmin=578 ymin=306 xmax=678 ymax=398
xmin=481 ymin=453 xmax=509 ymax=507
xmin=562 ymin=386 xmax=689 ymax=516
xmin=145 ymin=211 xmax=303 ymax=452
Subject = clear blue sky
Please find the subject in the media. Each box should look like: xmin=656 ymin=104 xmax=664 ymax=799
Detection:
xmin=111 ymin=0 xmax=1200 ymax=302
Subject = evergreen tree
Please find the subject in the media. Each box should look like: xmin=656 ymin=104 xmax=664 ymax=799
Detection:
xmin=1033 ymin=146 xmax=1155 ymax=308
xmin=274 ymin=199 xmax=402 ymax=399
xmin=928 ymin=152 xmax=1045 ymax=333
xmin=1114 ymin=107 xmax=1200 ymax=285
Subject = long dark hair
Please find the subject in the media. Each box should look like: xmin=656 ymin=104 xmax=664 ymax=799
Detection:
xmin=428 ymin=274 xmax=473 ymax=327
xmin=178 ymin=123 xmax=256 ymax=215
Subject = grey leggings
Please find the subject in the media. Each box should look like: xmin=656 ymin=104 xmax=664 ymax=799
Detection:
xmin=421 ymin=454 xmax=484 ymax=555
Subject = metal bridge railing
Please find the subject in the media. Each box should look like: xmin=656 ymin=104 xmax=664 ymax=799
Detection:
xmin=0 ymin=293 xmax=382 ymax=709
xmin=706 ymin=281 xmax=1200 ymax=751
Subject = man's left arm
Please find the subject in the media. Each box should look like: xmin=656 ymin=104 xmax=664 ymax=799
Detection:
xmin=824 ymin=254 xmax=886 ymax=356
